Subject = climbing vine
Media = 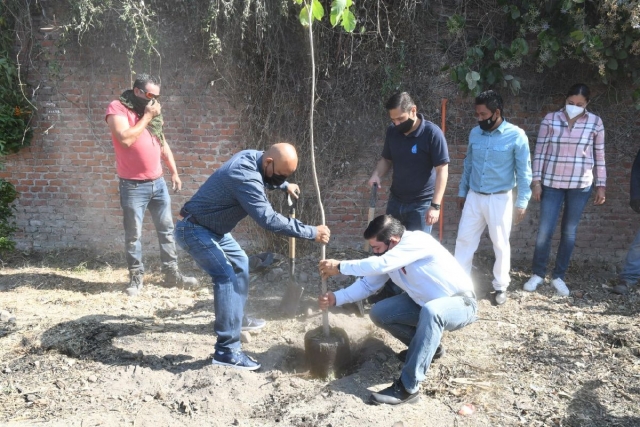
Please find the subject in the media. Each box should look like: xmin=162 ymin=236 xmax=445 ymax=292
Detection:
xmin=446 ymin=0 xmax=640 ymax=106
xmin=0 ymin=0 xmax=35 ymax=251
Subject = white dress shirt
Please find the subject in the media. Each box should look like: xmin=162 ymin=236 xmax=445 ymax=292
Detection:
xmin=334 ymin=231 xmax=474 ymax=307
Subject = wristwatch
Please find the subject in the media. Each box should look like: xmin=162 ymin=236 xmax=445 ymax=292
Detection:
xmin=431 ymin=203 xmax=441 ymax=210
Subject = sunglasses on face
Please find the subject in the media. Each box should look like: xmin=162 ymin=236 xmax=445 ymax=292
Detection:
xmin=139 ymin=88 xmax=160 ymax=100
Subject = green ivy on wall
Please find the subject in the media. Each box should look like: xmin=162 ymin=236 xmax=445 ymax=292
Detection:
xmin=1 ymin=1 xmax=34 ymax=251
xmin=445 ymin=0 xmax=640 ymax=106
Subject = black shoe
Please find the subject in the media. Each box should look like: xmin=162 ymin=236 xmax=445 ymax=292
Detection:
xmin=242 ymin=316 xmax=266 ymax=331
xmin=611 ymin=278 xmax=634 ymax=295
xmin=493 ymin=291 xmax=507 ymax=305
xmin=212 ymin=349 xmax=261 ymax=371
xmin=370 ymin=378 xmax=419 ymax=405
xmin=397 ymin=344 xmax=445 ymax=363
xmin=163 ymin=268 xmax=199 ymax=288
xmin=126 ymin=272 xmax=144 ymax=296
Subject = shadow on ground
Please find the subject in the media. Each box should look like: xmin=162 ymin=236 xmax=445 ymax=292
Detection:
xmin=37 ymin=314 xmax=322 ymax=375
xmin=564 ymin=380 xmax=640 ymax=427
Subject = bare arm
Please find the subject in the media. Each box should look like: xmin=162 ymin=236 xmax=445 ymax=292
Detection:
xmin=161 ymin=142 xmax=182 ymax=192
xmin=431 ymin=163 xmax=448 ymax=205
xmin=426 ymin=163 xmax=448 ymax=225
xmin=106 ymin=101 xmax=161 ymax=148
xmin=368 ymin=158 xmax=392 ymax=188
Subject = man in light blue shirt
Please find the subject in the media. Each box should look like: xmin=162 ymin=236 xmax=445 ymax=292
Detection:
xmin=455 ymin=90 xmax=532 ymax=305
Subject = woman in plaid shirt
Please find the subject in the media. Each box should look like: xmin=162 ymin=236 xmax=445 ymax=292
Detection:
xmin=523 ymin=83 xmax=606 ymax=296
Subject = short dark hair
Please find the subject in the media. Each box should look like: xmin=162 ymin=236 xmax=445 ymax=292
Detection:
xmin=385 ymin=92 xmax=415 ymax=113
xmin=133 ymin=73 xmax=160 ymax=90
xmin=566 ymin=83 xmax=590 ymax=102
xmin=363 ymin=215 xmax=405 ymax=243
xmin=475 ymin=90 xmax=503 ymax=115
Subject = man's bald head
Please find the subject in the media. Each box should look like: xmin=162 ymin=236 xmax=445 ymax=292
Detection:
xmin=264 ymin=142 xmax=298 ymax=177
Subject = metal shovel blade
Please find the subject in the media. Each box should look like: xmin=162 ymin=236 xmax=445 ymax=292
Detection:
xmin=280 ymin=195 xmax=303 ymax=317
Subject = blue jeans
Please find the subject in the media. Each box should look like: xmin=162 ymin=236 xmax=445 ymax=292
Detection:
xmin=119 ymin=177 xmax=178 ymax=274
xmin=620 ymin=227 xmax=640 ymax=285
xmin=370 ymin=293 xmax=477 ymax=394
xmin=532 ymin=185 xmax=592 ymax=280
xmin=174 ymin=219 xmax=249 ymax=351
xmin=386 ymin=195 xmax=432 ymax=234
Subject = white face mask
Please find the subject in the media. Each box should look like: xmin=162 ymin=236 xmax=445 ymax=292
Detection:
xmin=565 ymin=104 xmax=585 ymax=119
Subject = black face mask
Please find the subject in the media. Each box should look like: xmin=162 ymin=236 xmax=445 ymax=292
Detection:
xmin=394 ymin=117 xmax=415 ymax=134
xmin=265 ymin=162 xmax=287 ymax=187
xmin=478 ymin=112 xmax=497 ymax=131
xmin=132 ymin=92 xmax=151 ymax=117
xmin=374 ymin=241 xmax=391 ymax=257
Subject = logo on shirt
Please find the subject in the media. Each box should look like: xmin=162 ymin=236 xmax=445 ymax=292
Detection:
xmin=411 ymin=144 xmax=417 ymax=154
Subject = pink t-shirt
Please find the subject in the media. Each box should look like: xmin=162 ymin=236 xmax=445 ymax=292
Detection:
xmin=105 ymin=100 xmax=163 ymax=180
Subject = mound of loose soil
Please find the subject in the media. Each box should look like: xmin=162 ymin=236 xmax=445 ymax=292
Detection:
xmin=1 ymin=249 xmax=638 ymax=426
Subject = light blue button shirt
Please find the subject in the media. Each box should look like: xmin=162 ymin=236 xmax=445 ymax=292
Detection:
xmin=458 ymin=119 xmax=532 ymax=209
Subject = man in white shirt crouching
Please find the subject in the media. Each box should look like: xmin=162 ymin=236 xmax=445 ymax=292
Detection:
xmin=318 ymin=214 xmax=477 ymax=406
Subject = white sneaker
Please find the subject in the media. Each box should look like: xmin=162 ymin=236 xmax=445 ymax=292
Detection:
xmin=523 ymin=275 xmax=543 ymax=292
xmin=551 ymin=278 xmax=570 ymax=296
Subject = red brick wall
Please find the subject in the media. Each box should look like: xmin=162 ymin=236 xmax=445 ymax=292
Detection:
xmin=2 ymin=10 xmax=638 ymax=268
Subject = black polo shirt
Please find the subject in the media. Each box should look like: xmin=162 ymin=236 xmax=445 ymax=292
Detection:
xmin=381 ymin=113 xmax=449 ymax=203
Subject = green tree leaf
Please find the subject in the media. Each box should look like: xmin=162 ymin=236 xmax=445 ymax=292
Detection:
xmin=330 ymin=0 xmax=347 ymax=26
xmin=511 ymin=38 xmax=529 ymax=55
xmin=341 ymin=9 xmax=356 ymax=32
xmin=570 ymin=30 xmax=584 ymax=41
xmin=299 ymin=5 xmax=311 ymax=27
xmin=616 ymin=50 xmax=628 ymax=60
xmin=607 ymin=58 xmax=618 ymax=70
xmin=312 ymin=0 xmax=325 ymax=21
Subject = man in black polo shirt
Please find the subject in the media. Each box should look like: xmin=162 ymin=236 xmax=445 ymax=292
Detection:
xmin=368 ymin=92 xmax=450 ymax=302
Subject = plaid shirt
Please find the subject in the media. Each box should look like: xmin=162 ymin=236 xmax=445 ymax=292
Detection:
xmin=533 ymin=109 xmax=606 ymax=188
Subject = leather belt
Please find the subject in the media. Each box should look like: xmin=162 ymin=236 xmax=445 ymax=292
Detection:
xmin=120 ymin=177 xmax=158 ymax=184
xmin=179 ymin=207 xmax=201 ymax=226
xmin=475 ymin=189 xmax=511 ymax=196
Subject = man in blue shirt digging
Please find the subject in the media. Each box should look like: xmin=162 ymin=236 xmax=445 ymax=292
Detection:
xmin=176 ymin=143 xmax=331 ymax=370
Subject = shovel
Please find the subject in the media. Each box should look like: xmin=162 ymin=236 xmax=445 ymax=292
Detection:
xmin=363 ymin=183 xmax=378 ymax=252
xmin=279 ymin=195 xmax=303 ymax=317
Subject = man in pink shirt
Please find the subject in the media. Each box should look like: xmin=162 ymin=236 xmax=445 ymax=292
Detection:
xmin=106 ymin=74 xmax=197 ymax=296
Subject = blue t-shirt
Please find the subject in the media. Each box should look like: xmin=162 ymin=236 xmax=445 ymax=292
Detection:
xmin=381 ymin=114 xmax=450 ymax=203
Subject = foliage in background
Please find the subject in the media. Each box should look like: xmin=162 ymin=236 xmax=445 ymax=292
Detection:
xmin=6 ymin=0 xmax=640 ymax=253
xmin=446 ymin=0 xmax=640 ymax=106
xmin=0 ymin=1 xmax=33 ymax=155
xmin=61 ymin=0 xmax=161 ymax=74
xmin=0 ymin=179 xmax=18 ymax=251
xmin=0 ymin=0 xmax=34 ymax=251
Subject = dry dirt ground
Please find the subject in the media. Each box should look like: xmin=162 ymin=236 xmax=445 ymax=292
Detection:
xmin=1 ymin=248 xmax=639 ymax=427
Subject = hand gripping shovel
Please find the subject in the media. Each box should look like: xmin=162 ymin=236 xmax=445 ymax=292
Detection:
xmin=279 ymin=195 xmax=303 ymax=317
xmin=363 ymin=183 xmax=378 ymax=252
